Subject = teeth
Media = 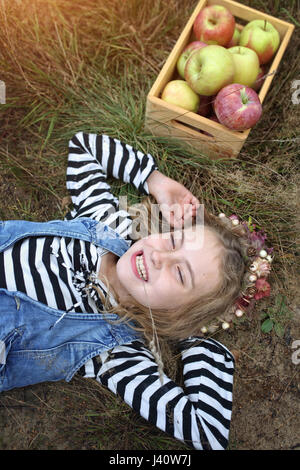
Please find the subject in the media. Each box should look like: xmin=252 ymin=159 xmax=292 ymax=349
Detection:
xmin=136 ymin=254 xmax=147 ymax=281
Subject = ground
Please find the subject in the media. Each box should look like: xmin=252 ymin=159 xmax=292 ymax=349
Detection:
xmin=0 ymin=293 xmax=299 ymax=450
xmin=0 ymin=0 xmax=299 ymax=451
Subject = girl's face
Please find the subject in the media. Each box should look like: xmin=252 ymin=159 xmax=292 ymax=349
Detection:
xmin=114 ymin=225 xmax=223 ymax=310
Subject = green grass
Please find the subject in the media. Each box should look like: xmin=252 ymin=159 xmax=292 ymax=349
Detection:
xmin=0 ymin=0 xmax=299 ymax=450
xmin=260 ymin=294 xmax=293 ymax=336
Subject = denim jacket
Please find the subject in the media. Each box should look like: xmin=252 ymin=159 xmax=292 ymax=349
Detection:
xmin=0 ymin=218 xmax=141 ymax=392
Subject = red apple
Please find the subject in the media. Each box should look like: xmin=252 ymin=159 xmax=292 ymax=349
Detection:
xmin=213 ymin=83 xmax=262 ymax=131
xmin=209 ymin=112 xmax=220 ymax=123
xmin=193 ymin=5 xmax=235 ymax=47
xmin=197 ymin=95 xmax=212 ymax=116
xmin=252 ymin=65 xmax=266 ymax=91
xmin=177 ymin=41 xmax=207 ymax=78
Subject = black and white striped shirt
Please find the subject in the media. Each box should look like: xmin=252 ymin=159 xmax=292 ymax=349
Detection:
xmin=0 ymin=132 xmax=235 ymax=450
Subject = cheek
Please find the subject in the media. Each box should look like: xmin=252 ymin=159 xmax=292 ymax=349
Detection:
xmin=116 ymin=253 xmax=131 ymax=287
xmin=145 ymin=279 xmax=177 ymax=305
xmin=194 ymin=268 xmax=221 ymax=297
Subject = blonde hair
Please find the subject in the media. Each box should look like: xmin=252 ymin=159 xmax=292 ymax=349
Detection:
xmin=94 ymin=198 xmax=247 ymax=343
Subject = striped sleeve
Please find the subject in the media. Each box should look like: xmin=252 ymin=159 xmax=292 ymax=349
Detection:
xmin=66 ymin=132 xmax=158 ymax=230
xmin=80 ymin=338 xmax=235 ymax=450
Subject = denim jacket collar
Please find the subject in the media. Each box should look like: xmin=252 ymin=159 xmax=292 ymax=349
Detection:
xmin=0 ymin=218 xmax=130 ymax=257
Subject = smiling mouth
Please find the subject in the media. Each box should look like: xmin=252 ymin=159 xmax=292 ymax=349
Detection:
xmin=136 ymin=253 xmax=148 ymax=281
xmin=132 ymin=250 xmax=148 ymax=282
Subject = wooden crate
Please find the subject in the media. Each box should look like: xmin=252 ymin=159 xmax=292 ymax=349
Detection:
xmin=144 ymin=0 xmax=295 ymax=159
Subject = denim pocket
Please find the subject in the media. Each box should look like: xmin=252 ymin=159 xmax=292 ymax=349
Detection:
xmin=0 ymin=327 xmax=25 ymax=384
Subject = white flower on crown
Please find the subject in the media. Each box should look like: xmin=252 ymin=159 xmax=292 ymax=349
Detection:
xmin=249 ymin=257 xmax=271 ymax=277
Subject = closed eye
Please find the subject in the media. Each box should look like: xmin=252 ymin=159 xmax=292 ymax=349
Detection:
xmin=170 ymin=233 xmax=176 ymax=250
xmin=170 ymin=233 xmax=184 ymax=285
xmin=177 ymin=266 xmax=184 ymax=285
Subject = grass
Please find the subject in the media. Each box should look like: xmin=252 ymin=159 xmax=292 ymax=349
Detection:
xmin=0 ymin=0 xmax=299 ymax=451
xmin=260 ymin=294 xmax=293 ymax=336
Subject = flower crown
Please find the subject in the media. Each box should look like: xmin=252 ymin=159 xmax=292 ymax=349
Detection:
xmin=201 ymin=213 xmax=274 ymax=334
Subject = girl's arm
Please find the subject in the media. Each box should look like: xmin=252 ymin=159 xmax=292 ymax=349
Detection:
xmin=66 ymin=132 xmax=158 ymax=234
xmin=80 ymin=338 xmax=235 ymax=450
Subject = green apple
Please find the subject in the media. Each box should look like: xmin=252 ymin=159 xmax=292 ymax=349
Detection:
xmin=228 ymin=46 xmax=259 ymax=87
xmin=184 ymin=45 xmax=235 ymax=96
xmin=161 ymin=80 xmax=200 ymax=112
xmin=177 ymin=41 xmax=207 ymax=78
xmin=227 ymin=27 xmax=241 ymax=47
xmin=239 ymin=19 xmax=280 ymax=64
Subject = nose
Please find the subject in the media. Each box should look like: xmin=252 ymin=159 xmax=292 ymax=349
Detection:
xmin=151 ymin=249 xmax=173 ymax=270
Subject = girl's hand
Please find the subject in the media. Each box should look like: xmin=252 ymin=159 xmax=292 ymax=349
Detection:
xmin=147 ymin=170 xmax=201 ymax=228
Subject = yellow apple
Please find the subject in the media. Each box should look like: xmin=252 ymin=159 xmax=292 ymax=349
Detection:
xmin=228 ymin=46 xmax=260 ymax=88
xmin=161 ymin=80 xmax=200 ymax=112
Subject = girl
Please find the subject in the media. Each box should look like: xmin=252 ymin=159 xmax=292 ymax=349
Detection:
xmin=0 ymin=132 xmax=272 ymax=450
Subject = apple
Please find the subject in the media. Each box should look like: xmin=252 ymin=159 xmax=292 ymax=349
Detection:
xmin=228 ymin=46 xmax=259 ymax=88
xmin=197 ymin=95 xmax=212 ymax=117
xmin=227 ymin=27 xmax=241 ymax=47
xmin=252 ymin=65 xmax=265 ymax=91
xmin=193 ymin=4 xmax=235 ymax=47
xmin=177 ymin=41 xmax=207 ymax=78
xmin=213 ymin=83 xmax=262 ymax=131
xmin=209 ymin=112 xmax=220 ymax=123
xmin=161 ymin=80 xmax=200 ymax=112
xmin=184 ymin=45 xmax=235 ymax=96
xmin=239 ymin=19 xmax=280 ymax=64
